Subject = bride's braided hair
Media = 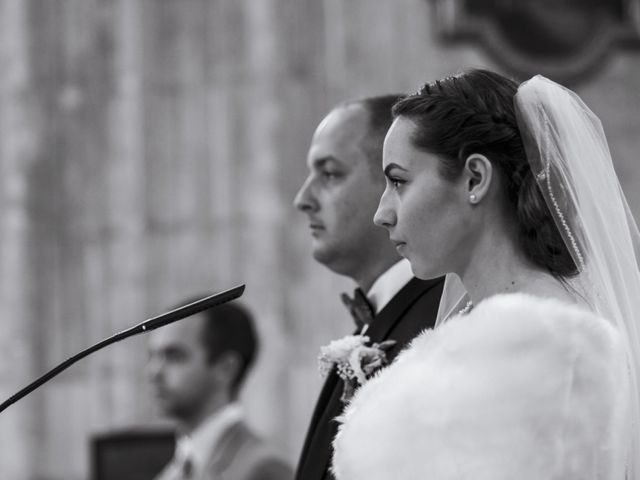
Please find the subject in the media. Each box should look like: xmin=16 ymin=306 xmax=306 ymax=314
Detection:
xmin=392 ymin=69 xmax=578 ymax=277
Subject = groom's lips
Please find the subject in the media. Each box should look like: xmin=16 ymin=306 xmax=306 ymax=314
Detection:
xmin=309 ymin=222 xmax=325 ymax=236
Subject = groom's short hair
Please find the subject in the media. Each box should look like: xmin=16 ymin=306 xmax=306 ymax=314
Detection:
xmin=341 ymin=94 xmax=405 ymax=174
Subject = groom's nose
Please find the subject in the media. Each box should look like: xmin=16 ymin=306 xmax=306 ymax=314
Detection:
xmin=294 ymin=176 xmax=319 ymax=213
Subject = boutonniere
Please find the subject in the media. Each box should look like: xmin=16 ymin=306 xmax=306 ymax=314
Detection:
xmin=318 ymin=334 xmax=396 ymax=403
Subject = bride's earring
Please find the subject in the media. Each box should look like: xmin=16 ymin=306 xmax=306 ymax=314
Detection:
xmin=464 ymin=154 xmax=492 ymax=206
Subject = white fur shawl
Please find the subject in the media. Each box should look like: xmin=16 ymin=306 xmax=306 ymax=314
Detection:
xmin=332 ymin=294 xmax=630 ymax=480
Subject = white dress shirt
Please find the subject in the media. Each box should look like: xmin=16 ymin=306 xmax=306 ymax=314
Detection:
xmin=366 ymin=259 xmax=414 ymax=314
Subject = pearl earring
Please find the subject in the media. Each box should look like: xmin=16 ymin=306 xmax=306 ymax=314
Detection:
xmin=469 ymin=193 xmax=477 ymax=203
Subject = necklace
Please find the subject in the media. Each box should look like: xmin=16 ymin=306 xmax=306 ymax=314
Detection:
xmin=458 ymin=300 xmax=474 ymax=315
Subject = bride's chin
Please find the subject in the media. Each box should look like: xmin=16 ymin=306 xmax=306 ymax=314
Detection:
xmin=409 ymin=262 xmax=429 ymax=280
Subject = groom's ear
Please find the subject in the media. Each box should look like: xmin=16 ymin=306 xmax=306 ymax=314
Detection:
xmin=463 ymin=154 xmax=493 ymax=205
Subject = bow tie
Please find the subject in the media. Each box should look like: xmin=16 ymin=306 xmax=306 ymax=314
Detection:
xmin=340 ymin=288 xmax=375 ymax=330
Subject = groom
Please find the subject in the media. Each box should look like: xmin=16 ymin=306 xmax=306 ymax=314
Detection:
xmin=293 ymin=95 xmax=445 ymax=480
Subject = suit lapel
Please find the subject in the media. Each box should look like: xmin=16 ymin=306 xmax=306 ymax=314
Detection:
xmin=203 ymin=420 xmax=246 ymax=478
xmin=365 ymin=277 xmax=442 ymax=344
xmin=297 ymin=313 xmax=365 ymax=470
xmin=298 ymin=372 xmax=339 ymax=454
xmin=296 ymin=380 xmax=345 ymax=480
xmin=296 ymin=371 xmax=344 ymax=480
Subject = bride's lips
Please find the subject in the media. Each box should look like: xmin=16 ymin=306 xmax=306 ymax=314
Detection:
xmin=390 ymin=238 xmax=406 ymax=252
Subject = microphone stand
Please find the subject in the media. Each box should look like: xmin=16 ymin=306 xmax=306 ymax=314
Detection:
xmin=0 ymin=284 xmax=245 ymax=414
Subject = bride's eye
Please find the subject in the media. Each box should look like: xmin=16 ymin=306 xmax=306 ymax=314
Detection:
xmin=383 ymin=164 xmax=408 ymax=190
xmin=388 ymin=176 xmax=406 ymax=189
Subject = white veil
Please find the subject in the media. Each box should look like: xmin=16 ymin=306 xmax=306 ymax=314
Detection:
xmin=434 ymin=273 xmax=467 ymax=326
xmin=514 ymin=75 xmax=640 ymax=480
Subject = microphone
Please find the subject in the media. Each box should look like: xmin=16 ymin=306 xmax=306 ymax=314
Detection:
xmin=0 ymin=284 xmax=245 ymax=414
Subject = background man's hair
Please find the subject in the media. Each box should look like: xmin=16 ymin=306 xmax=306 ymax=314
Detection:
xmin=178 ymin=297 xmax=259 ymax=395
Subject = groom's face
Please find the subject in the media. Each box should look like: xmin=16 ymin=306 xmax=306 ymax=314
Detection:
xmin=294 ymin=105 xmax=387 ymax=277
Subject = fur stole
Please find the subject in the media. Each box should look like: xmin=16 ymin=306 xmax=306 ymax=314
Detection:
xmin=332 ymin=293 xmax=630 ymax=480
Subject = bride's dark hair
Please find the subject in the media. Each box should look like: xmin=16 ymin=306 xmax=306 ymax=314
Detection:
xmin=392 ymin=69 xmax=578 ymax=277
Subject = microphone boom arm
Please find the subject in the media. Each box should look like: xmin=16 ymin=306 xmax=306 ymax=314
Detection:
xmin=0 ymin=284 xmax=245 ymax=414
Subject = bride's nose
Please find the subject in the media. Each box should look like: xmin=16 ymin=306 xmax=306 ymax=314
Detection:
xmin=374 ymin=190 xmax=396 ymax=229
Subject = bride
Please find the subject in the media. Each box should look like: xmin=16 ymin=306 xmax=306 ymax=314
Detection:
xmin=331 ymin=70 xmax=640 ymax=480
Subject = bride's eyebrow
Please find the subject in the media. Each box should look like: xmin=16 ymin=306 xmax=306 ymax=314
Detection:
xmin=384 ymin=163 xmax=408 ymax=177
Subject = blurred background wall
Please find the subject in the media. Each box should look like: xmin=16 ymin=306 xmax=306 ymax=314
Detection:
xmin=0 ymin=1 xmax=638 ymax=479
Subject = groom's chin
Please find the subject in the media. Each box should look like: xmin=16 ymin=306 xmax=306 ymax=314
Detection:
xmin=311 ymin=243 xmax=335 ymax=267
xmin=411 ymin=263 xmax=440 ymax=281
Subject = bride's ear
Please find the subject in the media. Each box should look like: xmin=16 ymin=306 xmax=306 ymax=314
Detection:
xmin=463 ymin=154 xmax=493 ymax=205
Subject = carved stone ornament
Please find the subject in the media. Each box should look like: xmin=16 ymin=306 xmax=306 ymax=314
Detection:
xmin=431 ymin=0 xmax=640 ymax=84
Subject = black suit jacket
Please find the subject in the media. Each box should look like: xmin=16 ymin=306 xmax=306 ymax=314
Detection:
xmin=295 ymin=276 xmax=445 ymax=480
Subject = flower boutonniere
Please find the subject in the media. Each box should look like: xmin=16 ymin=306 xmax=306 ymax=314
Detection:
xmin=318 ymin=334 xmax=396 ymax=403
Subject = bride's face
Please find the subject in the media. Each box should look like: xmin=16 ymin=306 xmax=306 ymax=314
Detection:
xmin=374 ymin=117 xmax=471 ymax=279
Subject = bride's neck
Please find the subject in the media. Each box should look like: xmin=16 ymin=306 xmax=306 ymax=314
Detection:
xmin=459 ymin=233 xmax=574 ymax=306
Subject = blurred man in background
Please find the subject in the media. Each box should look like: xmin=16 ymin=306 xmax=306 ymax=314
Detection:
xmin=293 ymin=95 xmax=445 ymax=480
xmin=148 ymin=300 xmax=292 ymax=480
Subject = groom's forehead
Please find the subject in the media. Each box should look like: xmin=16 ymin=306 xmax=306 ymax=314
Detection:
xmin=308 ymin=116 xmax=370 ymax=168
xmin=315 ymin=106 xmax=370 ymax=145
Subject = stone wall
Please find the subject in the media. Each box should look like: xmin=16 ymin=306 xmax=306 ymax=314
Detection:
xmin=0 ymin=1 xmax=638 ymax=479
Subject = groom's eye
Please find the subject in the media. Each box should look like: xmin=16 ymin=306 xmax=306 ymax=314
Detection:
xmin=321 ymin=167 xmax=343 ymax=181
